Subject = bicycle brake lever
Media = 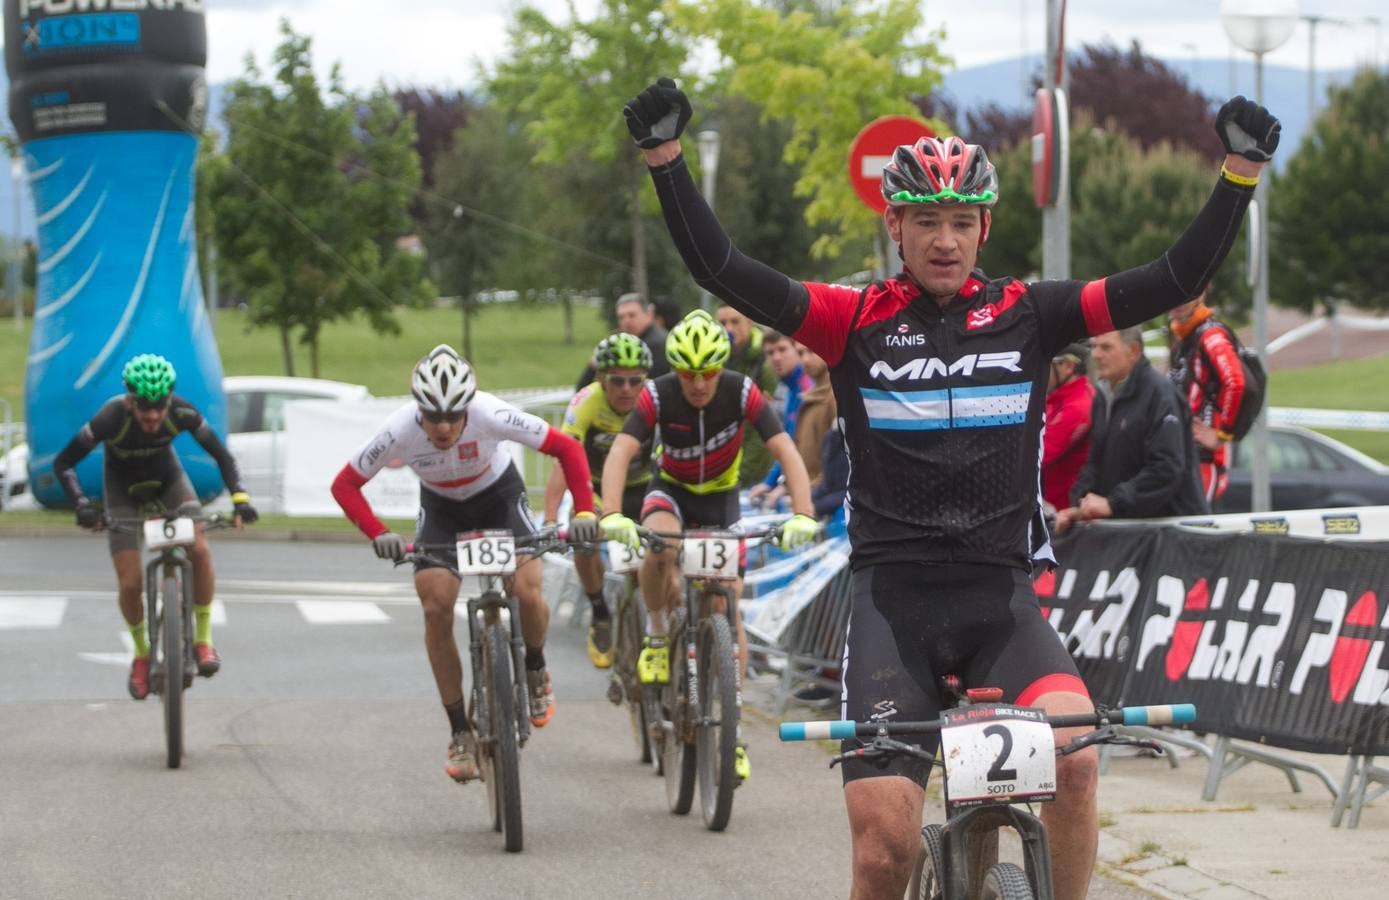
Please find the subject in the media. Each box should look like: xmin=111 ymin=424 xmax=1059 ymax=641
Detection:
xmin=1105 ymin=735 xmax=1167 ymax=756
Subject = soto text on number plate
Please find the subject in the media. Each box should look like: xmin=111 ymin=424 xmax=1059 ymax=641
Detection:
xmin=939 ymin=705 xmax=1056 ymax=809
xmin=680 ymin=532 xmax=740 ymax=580
xmin=143 ymin=516 xmax=196 ymax=550
xmin=607 ymin=540 xmax=645 ymax=574
xmin=455 ymin=529 xmax=516 ymax=575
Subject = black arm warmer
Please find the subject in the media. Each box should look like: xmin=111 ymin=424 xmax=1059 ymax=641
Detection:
xmin=1104 ymin=176 xmax=1255 ymax=330
xmin=648 ymin=154 xmax=810 ymax=336
xmin=52 ymin=429 xmax=95 ymax=503
xmin=192 ymin=423 xmax=247 ymax=495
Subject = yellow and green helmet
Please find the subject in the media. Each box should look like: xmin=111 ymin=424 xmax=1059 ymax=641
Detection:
xmin=665 ymin=309 xmax=730 ymax=373
xmin=595 ymin=332 xmax=652 ymax=371
xmin=121 ymin=354 xmax=176 ymax=402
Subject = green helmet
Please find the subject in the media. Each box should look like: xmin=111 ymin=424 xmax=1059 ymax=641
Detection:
xmin=595 ymin=333 xmax=652 ymax=372
xmin=122 ymin=354 xmax=177 ymax=402
xmin=666 ymin=309 xmax=730 ymax=373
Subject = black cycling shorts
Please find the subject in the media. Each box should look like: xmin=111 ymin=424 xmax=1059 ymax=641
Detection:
xmin=103 ymin=461 xmax=201 ymax=555
xmin=414 ymin=465 xmax=536 ymax=573
xmin=839 ymin=563 xmax=1088 ymax=788
xmin=640 ymin=480 xmax=739 ymax=529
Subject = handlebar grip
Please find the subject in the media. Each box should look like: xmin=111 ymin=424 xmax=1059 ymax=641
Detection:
xmin=1119 ymin=704 xmax=1196 ymax=727
xmin=779 ymin=721 xmax=859 ymax=741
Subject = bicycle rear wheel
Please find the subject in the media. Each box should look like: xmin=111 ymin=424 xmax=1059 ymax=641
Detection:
xmin=161 ymin=571 xmax=184 ymax=769
xmin=696 ymin=614 xmax=739 ymax=831
xmin=483 ymin=621 xmax=523 ymax=852
xmin=662 ymin=616 xmax=696 ymax=814
xmin=980 ymin=862 xmax=1034 ymax=900
xmin=615 ymin=588 xmax=651 ymax=763
xmin=906 ymin=823 xmax=945 ymax=900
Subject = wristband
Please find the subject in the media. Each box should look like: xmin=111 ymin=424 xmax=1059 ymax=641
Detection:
xmin=1215 ymin=429 xmax=1235 ymax=443
xmin=1219 ymin=164 xmax=1259 ymax=188
xmin=231 ymin=492 xmax=250 ymax=505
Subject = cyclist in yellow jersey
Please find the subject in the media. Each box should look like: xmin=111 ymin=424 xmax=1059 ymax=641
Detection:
xmin=544 ymin=333 xmax=655 ymax=668
xmin=601 ymin=310 xmax=819 ymax=783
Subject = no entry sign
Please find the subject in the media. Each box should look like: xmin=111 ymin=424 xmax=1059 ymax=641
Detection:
xmin=847 ymin=115 xmax=935 ymax=215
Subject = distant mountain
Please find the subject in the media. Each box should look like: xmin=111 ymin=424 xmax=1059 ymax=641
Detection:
xmin=0 ymin=56 xmax=1361 ymax=241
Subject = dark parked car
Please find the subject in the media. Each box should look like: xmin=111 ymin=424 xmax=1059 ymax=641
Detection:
xmin=1214 ymin=424 xmax=1389 ymax=513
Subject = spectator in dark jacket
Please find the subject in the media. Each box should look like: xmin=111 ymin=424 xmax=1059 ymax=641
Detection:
xmin=1056 ymin=326 xmax=1208 ymax=533
xmin=574 ymin=293 xmax=670 ymax=390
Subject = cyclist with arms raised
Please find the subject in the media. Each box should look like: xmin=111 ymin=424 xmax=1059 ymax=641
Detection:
xmin=331 ymin=345 xmax=599 ymax=783
xmin=542 ymin=333 xmax=656 ymax=668
xmin=622 ymin=78 xmax=1279 ymax=900
xmin=54 ymin=354 xmax=258 ymax=700
xmin=600 ymin=309 xmax=820 ymax=782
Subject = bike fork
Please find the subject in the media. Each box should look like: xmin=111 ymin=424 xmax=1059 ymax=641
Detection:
xmin=504 ymin=593 xmax=532 ymax=748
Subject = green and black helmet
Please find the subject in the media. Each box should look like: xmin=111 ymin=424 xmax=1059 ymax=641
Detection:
xmin=665 ymin=309 xmax=731 ymax=373
xmin=595 ymin=333 xmax=652 ymax=372
xmin=122 ymin=354 xmax=176 ymax=402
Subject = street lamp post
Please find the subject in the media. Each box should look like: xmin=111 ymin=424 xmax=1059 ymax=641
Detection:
xmin=695 ymin=130 xmax=721 ymax=311
xmin=1222 ymin=0 xmax=1297 ymax=514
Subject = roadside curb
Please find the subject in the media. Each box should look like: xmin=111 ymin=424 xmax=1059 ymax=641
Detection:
xmin=1096 ymin=832 xmax=1262 ymax=899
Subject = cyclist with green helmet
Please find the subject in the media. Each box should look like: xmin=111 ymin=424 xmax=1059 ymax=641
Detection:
xmin=600 ymin=310 xmax=819 ymax=783
xmin=52 ymin=354 xmax=257 ymax=700
xmin=542 ymin=332 xmax=656 ymax=668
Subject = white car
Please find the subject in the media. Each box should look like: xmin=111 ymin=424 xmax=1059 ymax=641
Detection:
xmin=0 ymin=376 xmax=371 ymax=513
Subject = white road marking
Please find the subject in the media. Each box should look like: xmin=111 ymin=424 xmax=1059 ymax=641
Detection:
xmin=295 ymin=600 xmax=390 ymax=624
xmin=79 ymin=631 xmax=135 ymax=668
xmin=0 ymin=597 xmax=68 ymax=629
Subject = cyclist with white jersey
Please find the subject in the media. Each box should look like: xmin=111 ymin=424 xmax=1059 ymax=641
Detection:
xmin=331 ymin=345 xmax=599 ymax=782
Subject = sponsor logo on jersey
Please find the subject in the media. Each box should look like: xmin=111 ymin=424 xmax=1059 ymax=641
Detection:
xmin=501 ymin=410 xmax=544 ymax=436
xmin=883 ymin=333 xmax=927 ymax=348
xmin=456 ymin=441 xmax=479 ymax=461
xmin=967 ymin=305 xmax=997 ymax=329
xmin=868 ymin=351 xmax=1022 ymax=382
xmin=358 ymin=432 xmax=392 ymax=470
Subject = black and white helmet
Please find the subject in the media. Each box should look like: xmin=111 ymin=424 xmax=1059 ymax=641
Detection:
xmin=411 ymin=344 xmax=476 ymax=415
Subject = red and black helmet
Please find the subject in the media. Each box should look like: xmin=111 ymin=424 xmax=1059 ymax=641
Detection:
xmin=880 ymin=137 xmax=999 ymax=208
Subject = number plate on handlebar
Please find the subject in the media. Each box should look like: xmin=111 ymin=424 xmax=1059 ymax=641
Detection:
xmin=143 ymin=516 xmax=196 ymax=550
xmin=940 ymin=704 xmax=1056 ymax=810
xmin=455 ymin=529 xmax=516 ymax=575
xmin=607 ymin=540 xmax=645 ymax=574
xmin=680 ymin=532 xmax=740 ymax=580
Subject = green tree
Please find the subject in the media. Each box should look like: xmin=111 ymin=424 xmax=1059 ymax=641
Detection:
xmin=1271 ymin=67 xmax=1389 ymax=314
xmin=488 ymin=0 xmax=691 ymax=301
xmin=676 ymin=0 xmax=948 ymax=259
xmin=209 ymin=20 xmax=432 ymax=377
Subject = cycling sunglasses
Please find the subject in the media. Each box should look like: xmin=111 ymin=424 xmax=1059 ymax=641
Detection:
xmin=675 ymin=368 xmax=721 ymax=382
xmin=604 ymin=374 xmax=646 ymax=388
xmin=420 ymin=409 xmax=466 ymax=424
xmin=132 ymin=395 xmax=170 ymax=412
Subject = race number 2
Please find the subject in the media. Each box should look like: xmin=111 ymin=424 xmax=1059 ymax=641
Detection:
xmin=455 ymin=529 xmax=516 ymax=575
xmin=939 ymin=705 xmax=1056 ymax=809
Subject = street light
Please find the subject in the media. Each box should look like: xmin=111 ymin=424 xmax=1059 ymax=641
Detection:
xmin=695 ymin=130 xmax=721 ymax=310
xmin=1221 ymin=0 xmax=1297 ymax=514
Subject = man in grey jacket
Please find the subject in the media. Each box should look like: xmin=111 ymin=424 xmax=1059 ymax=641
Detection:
xmin=1057 ymin=326 xmax=1208 ymax=533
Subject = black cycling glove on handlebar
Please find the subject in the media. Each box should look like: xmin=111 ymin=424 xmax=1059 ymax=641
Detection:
xmin=623 ymin=77 xmax=692 ymax=149
xmin=74 ymin=498 xmax=101 ymax=529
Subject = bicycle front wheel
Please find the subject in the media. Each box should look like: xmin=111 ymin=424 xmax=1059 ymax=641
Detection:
xmin=615 ymin=588 xmax=651 ymax=763
xmin=161 ymin=571 xmax=184 ymax=769
xmin=696 ymin=614 xmax=740 ymax=831
xmin=980 ymin=862 xmax=1034 ymax=900
xmin=662 ymin=617 xmax=695 ymax=814
xmin=906 ymin=823 xmax=946 ymax=900
xmin=483 ymin=621 xmax=523 ymax=853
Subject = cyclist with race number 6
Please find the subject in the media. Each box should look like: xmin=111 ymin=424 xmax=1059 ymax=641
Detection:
xmin=53 ymin=353 xmax=258 ymax=701
xmin=600 ymin=309 xmax=820 ymax=783
xmin=331 ymin=344 xmax=598 ymax=784
xmin=622 ymin=77 xmax=1279 ymax=900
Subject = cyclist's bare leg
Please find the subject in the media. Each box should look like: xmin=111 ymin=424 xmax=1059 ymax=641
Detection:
xmin=573 ymin=546 xmax=606 ymax=597
xmin=1036 ymin=689 xmax=1100 ymax=900
xmin=509 ymin=556 xmax=549 ymax=651
xmin=112 ymin=549 xmax=144 ymax=627
xmin=638 ymin=509 xmax=682 ymax=632
xmin=844 ymin=775 xmax=924 ymax=900
xmin=415 ymin=568 xmax=465 ymax=705
xmin=188 ymin=525 xmax=214 ymax=607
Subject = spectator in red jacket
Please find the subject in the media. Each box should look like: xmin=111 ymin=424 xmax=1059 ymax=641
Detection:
xmin=1042 ymin=342 xmax=1095 ymax=514
xmin=1168 ymin=289 xmax=1246 ymax=502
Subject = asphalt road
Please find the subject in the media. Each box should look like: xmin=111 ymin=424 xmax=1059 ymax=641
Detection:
xmin=0 ymin=535 xmax=1152 ymax=900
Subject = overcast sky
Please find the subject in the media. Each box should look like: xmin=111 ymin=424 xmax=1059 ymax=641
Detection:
xmin=125 ymin=1 xmax=1389 ymax=89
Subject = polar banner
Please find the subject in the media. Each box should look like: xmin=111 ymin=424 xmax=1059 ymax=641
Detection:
xmin=1040 ymin=526 xmax=1389 ymax=756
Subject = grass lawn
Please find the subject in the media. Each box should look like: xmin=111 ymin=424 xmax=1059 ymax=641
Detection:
xmin=1 ymin=302 xmax=611 ymax=415
xmin=1269 ymin=354 xmax=1389 ymax=463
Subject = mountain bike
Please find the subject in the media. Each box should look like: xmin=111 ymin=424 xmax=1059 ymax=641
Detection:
xmin=781 ymin=679 xmax=1195 ymax=900
xmin=640 ymin=524 xmax=784 ymax=832
xmin=401 ymin=526 xmax=573 ymax=854
xmin=602 ymin=540 xmax=659 ymax=771
xmin=106 ymin=512 xmax=231 ymax=769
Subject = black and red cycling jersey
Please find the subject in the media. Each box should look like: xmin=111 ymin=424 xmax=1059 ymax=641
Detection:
xmin=644 ymin=152 xmax=1255 ymax=571
xmin=623 ymin=370 xmax=783 ymax=495
xmin=1170 ymin=308 xmax=1247 ymax=467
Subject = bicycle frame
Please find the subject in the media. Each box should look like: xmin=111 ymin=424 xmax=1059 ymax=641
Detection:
xmin=465 ymin=576 xmax=532 ymax=750
xmin=144 ymin=545 xmax=195 ymax=694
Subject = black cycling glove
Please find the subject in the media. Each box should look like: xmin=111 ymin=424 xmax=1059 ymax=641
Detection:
xmin=1215 ymin=96 xmax=1280 ymax=162
xmin=74 ymin=498 xmax=101 ymax=529
xmin=623 ymin=77 xmax=692 ymax=150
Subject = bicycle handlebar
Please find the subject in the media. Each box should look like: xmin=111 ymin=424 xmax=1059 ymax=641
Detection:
xmin=101 ymin=512 xmax=235 ymax=534
xmin=778 ymin=703 xmax=1196 ymax=742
